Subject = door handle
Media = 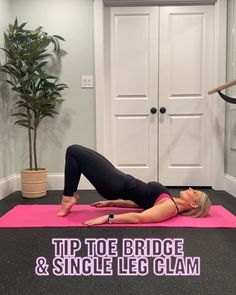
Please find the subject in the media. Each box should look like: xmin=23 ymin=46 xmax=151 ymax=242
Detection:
xmin=150 ymin=107 xmax=157 ymax=114
xmin=160 ymin=107 xmax=166 ymax=114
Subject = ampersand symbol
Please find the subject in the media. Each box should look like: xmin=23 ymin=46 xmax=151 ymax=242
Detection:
xmin=35 ymin=257 xmax=49 ymax=276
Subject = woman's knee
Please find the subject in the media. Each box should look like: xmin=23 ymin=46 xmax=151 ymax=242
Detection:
xmin=66 ymin=144 xmax=81 ymax=157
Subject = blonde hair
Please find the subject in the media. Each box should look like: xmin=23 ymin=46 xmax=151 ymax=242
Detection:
xmin=181 ymin=191 xmax=211 ymax=218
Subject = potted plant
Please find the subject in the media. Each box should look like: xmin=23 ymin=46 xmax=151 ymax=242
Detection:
xmin=0 ymin=18 xmax=68 ymax=198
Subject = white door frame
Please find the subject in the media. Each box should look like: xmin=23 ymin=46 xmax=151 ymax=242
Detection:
xmin=93 ymin=0 xmax=227 ymax=190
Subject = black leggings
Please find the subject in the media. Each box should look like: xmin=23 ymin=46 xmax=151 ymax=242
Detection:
xmin=63 ymin=145 xmax=128 ymax=198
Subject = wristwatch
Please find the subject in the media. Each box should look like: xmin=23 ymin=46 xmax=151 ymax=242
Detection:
xmin=108 ymin=214 xmax=114 ymax=224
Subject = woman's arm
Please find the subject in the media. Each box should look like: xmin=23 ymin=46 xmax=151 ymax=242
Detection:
xmin=91 ymin=199 xmax=140 ymax=208
xmin=85 ymin=200 xmax=177 ymax=226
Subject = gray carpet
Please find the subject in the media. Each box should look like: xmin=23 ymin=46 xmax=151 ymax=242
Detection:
xmin=0 ymin=188 xmax=236 ymax=295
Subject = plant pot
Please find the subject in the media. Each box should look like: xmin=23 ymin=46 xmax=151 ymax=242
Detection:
xmin=21 ymin=168 xmax=48 ymax=198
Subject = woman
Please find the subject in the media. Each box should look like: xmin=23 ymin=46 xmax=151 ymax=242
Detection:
xmin=57 ymin=145 xmax=211 ymax=226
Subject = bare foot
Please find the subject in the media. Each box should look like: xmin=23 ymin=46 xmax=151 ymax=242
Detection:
xmin=57 ymin=193 xmax=79 ymax=217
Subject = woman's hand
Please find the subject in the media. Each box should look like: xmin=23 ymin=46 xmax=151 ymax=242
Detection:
xmin=84 ymin=215 xmax=108 ymax=226
xmin=91 ymin=201 xmax=110 ymax=207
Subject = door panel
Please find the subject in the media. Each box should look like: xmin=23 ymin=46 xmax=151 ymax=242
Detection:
xmin=109 ymin=7 xmax=159 ymax=181
xmin=169 ymin=115 xmax=203 ymax=166
xmin=171 ymin=13 xmax=204 ymax=95
xmin=115 ymin=116 xmax=149 ymax=166
xmin=159 ymin=6 xmax=214 ymax=186
xmin=114 ymin=14 xmax=149 ymax=96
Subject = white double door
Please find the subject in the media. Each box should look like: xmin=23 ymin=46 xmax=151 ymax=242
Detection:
xmin=105 ymin=5 xmax=214 ymax=186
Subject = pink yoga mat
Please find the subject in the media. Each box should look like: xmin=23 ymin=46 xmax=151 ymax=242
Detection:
xmin=0 ymin=205 xmax=236 ymax=228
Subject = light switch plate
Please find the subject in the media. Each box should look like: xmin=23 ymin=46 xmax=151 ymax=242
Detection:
xmin=81 ymin=75 xmax=94 ymax=88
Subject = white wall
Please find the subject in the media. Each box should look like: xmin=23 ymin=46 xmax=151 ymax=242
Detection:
xmin=9 ymin=0 xmax=95 ymax=173
xmin=224 ymin=0 xmax=236 ymax=195
xmin=225 ymin=0 xmax=236 ymax=176
xmin=0 ymin=0 xmax=16 ymax=180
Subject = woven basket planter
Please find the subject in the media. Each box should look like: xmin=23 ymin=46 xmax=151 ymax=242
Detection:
xmin=21 ymin=168 xmax=48 ymax=198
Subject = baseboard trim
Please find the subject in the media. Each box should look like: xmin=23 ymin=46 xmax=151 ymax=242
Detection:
xmin=0 ymin=173 xmax=94 ymax=200
xmin=47 ymin=174 xmax=94 ymax=190
xmin=2 ymin=173 xmax=236 ymax=200
xmin=224 ymin=174 xmax=236 ymax=198
xmin=0 ymin=174 xmax=19 ymax=200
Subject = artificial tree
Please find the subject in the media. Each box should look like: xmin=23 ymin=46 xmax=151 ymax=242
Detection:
xmin=0 ymin=18 xmax=67 ymax=171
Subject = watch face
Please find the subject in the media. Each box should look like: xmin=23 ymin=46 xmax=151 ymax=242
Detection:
xmin=108 ymin=214 xmax=114 ymax=223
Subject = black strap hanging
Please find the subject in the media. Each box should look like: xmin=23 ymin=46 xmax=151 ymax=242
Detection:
xmin=217 ymin=90 xmax=236 ymax=104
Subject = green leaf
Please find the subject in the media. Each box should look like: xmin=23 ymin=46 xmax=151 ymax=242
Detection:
xmin=3 ymin=32 xmax=9 ymax=43
xmin=14 ymin=119 xmax=30 ymax=125
xmin=12 ymin=113 xmax=28 ymax=118
xmin=34 ymin=26 xmax=43 ymax=32
xmin=19 ymin=22 xmax=27 ymax=30
xmin=35 ymin=61 xmax=48 ymax=69
xmin=53 ymin=35 xmax=65 ymax=41
xmin=0 ymin=67 xmax=10 ymax=74
xmin=5 ymin=80 xmax=16 ymax=86
xmin=0 ymin=47 xmax=10 ymax=54
xmin=14 ymin=18 xmax=18 ymax=29
xmin=17 ymin=123 xmax=33 ymax=129
xmin=28 ymin=30 xmax=39 ymax=36
xmin=37 ymin=53 xmax=51 ymax=59
xmin=9 ymin=24 xmax=14 ymax=32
